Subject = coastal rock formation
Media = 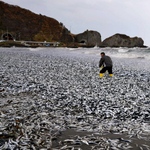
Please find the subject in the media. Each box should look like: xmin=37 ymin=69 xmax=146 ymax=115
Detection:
xmin=59 ymin=27 xmax=75 ymax=43
xmin=75 ymin=30 xmax=101 ymax=47
xmin=101 ymin=34 xmax=144 ymax=47
xmin=0 ymin=1 xmax=146 ymax=47
xmin=0 ymin=1 xmax=65 ymax=42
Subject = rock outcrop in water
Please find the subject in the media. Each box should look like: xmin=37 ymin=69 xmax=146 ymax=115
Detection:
xmin=101 ymin=34 xmax=144 ymax=47
xmin=75 ymin=30 xmax=102 ymax=47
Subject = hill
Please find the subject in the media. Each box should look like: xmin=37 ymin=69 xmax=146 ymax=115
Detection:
xmin=0 ymin=1 xmax=71 ymax=42
xmin=0 ymin=1 xmax=145 ymax=47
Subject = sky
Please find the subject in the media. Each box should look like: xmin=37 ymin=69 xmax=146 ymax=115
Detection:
xmin=2 ymin=0 xmax=150 ymax=46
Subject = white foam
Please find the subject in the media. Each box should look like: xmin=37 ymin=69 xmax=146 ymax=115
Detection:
xmin=118 ymin=49 xmax=129 ymax=53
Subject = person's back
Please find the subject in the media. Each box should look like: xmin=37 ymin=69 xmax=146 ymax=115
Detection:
xmin=99 ymin=55 xmax=112 ymax=67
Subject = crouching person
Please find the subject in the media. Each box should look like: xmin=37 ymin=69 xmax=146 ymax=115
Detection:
xmin=99 ymin=52 xmax=113 ymax=77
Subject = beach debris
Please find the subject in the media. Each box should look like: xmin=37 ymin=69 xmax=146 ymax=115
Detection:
xmin=0 ymin=47 xmax=150 ymax=149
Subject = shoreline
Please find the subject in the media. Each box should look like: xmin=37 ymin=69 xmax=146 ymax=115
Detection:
xmin=0 ymin=41 xmax=148 ymax=48
xmin=52 ymin=129 xmax=150 ymax=149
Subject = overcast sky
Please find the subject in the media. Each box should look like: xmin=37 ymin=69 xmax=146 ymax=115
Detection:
xmin=2 ymin=0 xmax=150 ymax=46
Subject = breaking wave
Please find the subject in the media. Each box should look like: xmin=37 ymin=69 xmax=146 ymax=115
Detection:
xmin=77 ymin=47 xmax=150 ymax=59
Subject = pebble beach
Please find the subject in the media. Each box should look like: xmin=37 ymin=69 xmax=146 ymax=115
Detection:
xmin=0 ymin=47 xmax=150 ymax=150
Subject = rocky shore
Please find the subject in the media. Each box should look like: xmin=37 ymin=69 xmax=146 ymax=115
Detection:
xmin=101 ymin=33 xmax=145 ymax=48
xmin=0 ymin=47 xmax=150 ymax=149
xmin=0 ymin=32 xmax=147 ymax=48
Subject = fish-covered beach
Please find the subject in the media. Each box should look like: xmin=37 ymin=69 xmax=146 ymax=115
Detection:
xmin=0 ymin=47 xmax=150 ymax=150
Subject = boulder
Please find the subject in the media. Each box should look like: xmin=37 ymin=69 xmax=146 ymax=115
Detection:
xmin=75 ymin=30 xmax=101 ymax=47
xmin=101 ymin=33 xmax=144 ymax=47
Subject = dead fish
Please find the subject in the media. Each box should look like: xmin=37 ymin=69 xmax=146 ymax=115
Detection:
xmin=63 ymin=139 xmax=75 ymax=144
xmin=0 ymin=142 xmax=8 ymax=149
xmin=81 ymin=139 xmax=89 ymax=145
xmin=60 ymin=145 xmax=68 ymax=149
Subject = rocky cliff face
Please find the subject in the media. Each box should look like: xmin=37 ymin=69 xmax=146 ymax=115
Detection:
xmin=75 ymin=30 xmax=101 ymax=47
xmin=0 ymin=1 xmax=66 ymax=42
xmin=101 ymin=34 xmax=144 ymax=47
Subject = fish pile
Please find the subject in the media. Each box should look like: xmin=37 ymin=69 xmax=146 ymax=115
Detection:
xmin=0 ymin=48 xmax=150 ymax=149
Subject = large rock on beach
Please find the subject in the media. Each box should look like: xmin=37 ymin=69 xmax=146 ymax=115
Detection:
xmin=75 ymin=30 xmax=102 ymax=47
xmin=101 ymin=33 xmax=144 ymax=47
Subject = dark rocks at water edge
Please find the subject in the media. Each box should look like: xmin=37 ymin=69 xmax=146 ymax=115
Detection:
xmin=67 ymin=31 xmax=146 ymax=48
xmin=101 ymin=33 xmax=145 ymax=48
xmin=65 ymin=31 xmax=146 ymax=48
xmin=74 ymin=30 xmax=102 ymax=47
xmin=0 ymin=48 xmax=150 ymax=149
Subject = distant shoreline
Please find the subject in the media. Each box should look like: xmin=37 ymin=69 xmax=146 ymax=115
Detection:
xmin=0 ymin=41 xmax=148 ymax=48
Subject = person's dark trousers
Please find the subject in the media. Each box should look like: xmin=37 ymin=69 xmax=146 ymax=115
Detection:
xmin=100 ymin=66 xmax=113 ymax=76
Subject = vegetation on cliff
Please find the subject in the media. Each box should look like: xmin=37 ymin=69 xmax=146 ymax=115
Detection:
xmin=0 ymin=1 xmax=70 ymax=42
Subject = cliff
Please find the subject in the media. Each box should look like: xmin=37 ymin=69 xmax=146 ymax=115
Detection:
xmin=75 ymin=30 xmax=101 ymax=47
xmin=0 ymin=1 xmax=69 ymax=42
xmin=101 ymin=34 xmax=144 ymax=47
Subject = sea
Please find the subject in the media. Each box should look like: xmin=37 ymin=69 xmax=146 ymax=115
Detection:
xmin=28 ymin=46 xmax=150 ymax=70
xmin=27 ymin=46 xmax=150 ymax=59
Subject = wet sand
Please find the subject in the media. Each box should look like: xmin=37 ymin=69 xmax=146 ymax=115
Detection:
xmin=52 ymin=129 xmax=150 ymax=150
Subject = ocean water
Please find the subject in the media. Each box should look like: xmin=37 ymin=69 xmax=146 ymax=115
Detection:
xmin=28 ymin=46 xmax=150 ymax=59
xmin=78 ymin=46 xmax=150 ymax=59
xmin=28 ymin=46 xmax=150 ymax=71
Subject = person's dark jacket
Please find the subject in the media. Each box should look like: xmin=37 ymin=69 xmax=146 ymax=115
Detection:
xmin=99 ymin=55 xmax=113 ymax=68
